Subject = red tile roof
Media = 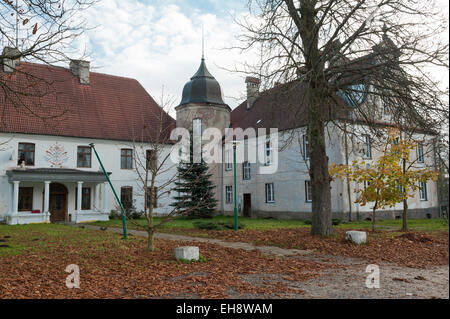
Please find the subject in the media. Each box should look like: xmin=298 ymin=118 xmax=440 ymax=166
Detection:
xmin=231 ymin=80 xmax=349 ymax=133
xmin=0 ymin=61 xmax=175 ymax=143
xmin=232 ymin=82 xmax=304 ymax=132
xmin=231 ymin=79 xmax=436 ymax=136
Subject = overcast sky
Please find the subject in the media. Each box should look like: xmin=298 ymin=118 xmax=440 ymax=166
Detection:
xmin=77 ymin=0 xmax=449 ymax=113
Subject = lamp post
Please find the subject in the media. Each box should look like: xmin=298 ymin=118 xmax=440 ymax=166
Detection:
xmin=233 ymin=141 xmax=238 ymax=231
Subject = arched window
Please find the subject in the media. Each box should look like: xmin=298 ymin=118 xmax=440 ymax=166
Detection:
xmin=193 ymin=118 xmax=203 ymax=136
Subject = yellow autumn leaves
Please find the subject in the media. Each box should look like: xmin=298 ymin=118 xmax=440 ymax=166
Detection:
xmin=329 ymin=137 xmax=439 ymax=210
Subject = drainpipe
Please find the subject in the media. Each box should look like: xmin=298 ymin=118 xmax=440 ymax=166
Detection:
xmin=432 ymin=136 xmax=442 ymax=217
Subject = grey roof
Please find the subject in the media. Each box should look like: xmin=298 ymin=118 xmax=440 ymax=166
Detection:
xmin=6 ymin=168 xmax=111 ymax=182
xmin=179 ymin=58 xmax=227 ymax=106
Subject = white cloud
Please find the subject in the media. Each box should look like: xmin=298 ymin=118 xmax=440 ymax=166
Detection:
xmin=73 ymin=0 xmax=449 ymax=116
xmin=73 ymin=0 xmax=253 ymax=114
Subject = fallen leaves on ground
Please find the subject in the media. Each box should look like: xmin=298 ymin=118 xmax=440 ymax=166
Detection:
xmin=0 ymin=225 xmax=333 ymax=299
xmin=159 ymin=227 xmax=449 ymax=268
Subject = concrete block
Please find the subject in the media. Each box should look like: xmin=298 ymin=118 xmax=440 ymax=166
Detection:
xmin=174 ymin=246 xmax=199 ymax=261
xmin=345 ymin=231 xmax=367 ymax=245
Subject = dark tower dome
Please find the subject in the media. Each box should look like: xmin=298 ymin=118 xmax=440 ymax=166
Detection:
xmin=179 ymin=58 xmax=227 ymax=106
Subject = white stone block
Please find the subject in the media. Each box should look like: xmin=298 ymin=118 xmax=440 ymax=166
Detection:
xmin=345 ymin=231 xmax=367 ymax=245
xmin=174 ymin=246 xmax=199 ymax=261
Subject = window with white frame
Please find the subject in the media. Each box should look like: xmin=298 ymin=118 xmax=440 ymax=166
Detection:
xmin=419 ymin=181 xmax=428 ymax=201
xmin=384 ymin=105 xmax=390 ymax=116
xmin=396 ymin=182 xmax=404 ymax=194
xmin=264 ymin=138 xmax=273 ymax=166
xmin=305 ymin=181 xmax=312 ymax=202
xmin=243 ymin=161 xmax=251 ymax=180
xmin=225 ymin=149 xmax=232 ymax=171
xmin=417 ymin=142 xmax=424 ymax=163
xmin=265 ymin=183 xmax=275 ymax=203
xmin=302 ymin=134 xmax=309 ymax=160
xmin=362 ymin=134 xmax=372 ymax=159
xmin=225 ymin=186 xmax=233 ymax=203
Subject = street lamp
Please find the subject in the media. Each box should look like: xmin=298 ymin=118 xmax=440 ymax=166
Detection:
xmin=233 ymin=141 xmax=238 ymax=231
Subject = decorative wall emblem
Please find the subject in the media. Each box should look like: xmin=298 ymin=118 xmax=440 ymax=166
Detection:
xmin=45 ymin=143 xmax=69 ymax=167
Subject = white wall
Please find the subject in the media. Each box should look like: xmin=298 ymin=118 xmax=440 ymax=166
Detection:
xmin=220 ymin=124 xmax=439 ymax=219
xmin=0 ymin=133 xmax=178 ymax=223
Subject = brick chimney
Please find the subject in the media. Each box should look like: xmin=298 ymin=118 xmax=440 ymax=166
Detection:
xmin=245 ymin=76 xmax=260 ymax=110
xmin=2 ymin=47 xmax=21 ymax=73
xmin=70 ymin=59 xmax=90 ymax=84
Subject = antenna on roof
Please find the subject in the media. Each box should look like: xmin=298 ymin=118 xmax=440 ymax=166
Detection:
xmin=202 ymin=24 xmax=205 ymax=60
xmin=15 ymin=0 xmax=19 ymax=49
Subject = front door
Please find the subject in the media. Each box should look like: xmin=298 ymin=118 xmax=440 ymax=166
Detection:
xmin=243 ymin=194 xmax=251 ymax=217
xmin=49 ymin=183 xmax=68 ymax=223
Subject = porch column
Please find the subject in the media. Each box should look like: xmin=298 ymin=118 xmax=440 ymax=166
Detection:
xmin=76 ymin=181 xmax=83 ymax=223
xmin=44 ymin=181 xmax=51 ymax=222
xmin=93 ymin=184 xmax=98 ymax=212
xmin=12 ymin=181 xmax=20 ymax=218
xmin=103 ymin=182 xmax=109 ymax=214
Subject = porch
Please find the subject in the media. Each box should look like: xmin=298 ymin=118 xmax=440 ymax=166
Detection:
xmin=6 ymin=168 xmax=111 ymax=225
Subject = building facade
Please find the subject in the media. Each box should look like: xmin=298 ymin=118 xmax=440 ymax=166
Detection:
xmin=0 ymin=46 xmax=440 ymax=225
xmin=0 ymin=49 xmax=175 ymax=224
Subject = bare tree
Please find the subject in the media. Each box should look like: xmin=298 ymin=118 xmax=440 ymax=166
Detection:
xmin=434 ymin=132 xmax=449 ymax=222
xmin=128 ymin=93 xmax=215 ymax=251
xmin=233 ymin=0 xmax=448 ymax=235
xmin=0 ymin=0 xmax=96 ymax=125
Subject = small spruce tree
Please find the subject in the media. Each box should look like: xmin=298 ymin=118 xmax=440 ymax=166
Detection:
xmin=172 ymin=132 xmax=217 ymax=218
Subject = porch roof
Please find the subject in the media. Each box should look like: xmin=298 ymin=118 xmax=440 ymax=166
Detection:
xmin=6 ymin=168 xmax=111 ymax=183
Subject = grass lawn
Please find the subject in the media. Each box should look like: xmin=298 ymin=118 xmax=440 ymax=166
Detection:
xmin=92 ymin=216 xmax=449 ymax=233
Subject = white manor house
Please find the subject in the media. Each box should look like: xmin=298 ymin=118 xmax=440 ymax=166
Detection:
xmin=0 ymin=47 xmax=440 ymax=225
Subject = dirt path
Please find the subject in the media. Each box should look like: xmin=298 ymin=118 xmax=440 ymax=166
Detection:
xmin=296 ymin=263 xmax=449 ymax=299
xmin=80 ymin=224 xmax=314 ymax=257
xmin=77 ymin=225 xmax=449 ymax=299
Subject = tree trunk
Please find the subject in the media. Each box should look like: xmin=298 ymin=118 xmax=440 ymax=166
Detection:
xmin=372 ymin=207 xmax=376 ymax=232
xmin=401 ymin=199 xmax=408 ymax=232
xmin=309 ymin=109 xmax=333 ymax=236
xmin=147 ymin=229 xmax=155 ymax=251
xmin=401 ymin=158 xmax=408 ymax=232
xmin=294 ymin=0 xmax=332 ymax=236
xmin=372 ymin=200 xmax=378 ymax=232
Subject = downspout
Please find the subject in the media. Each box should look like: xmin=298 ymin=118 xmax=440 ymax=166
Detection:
xmin=432 ymin=136 xmax=442 ymax=217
